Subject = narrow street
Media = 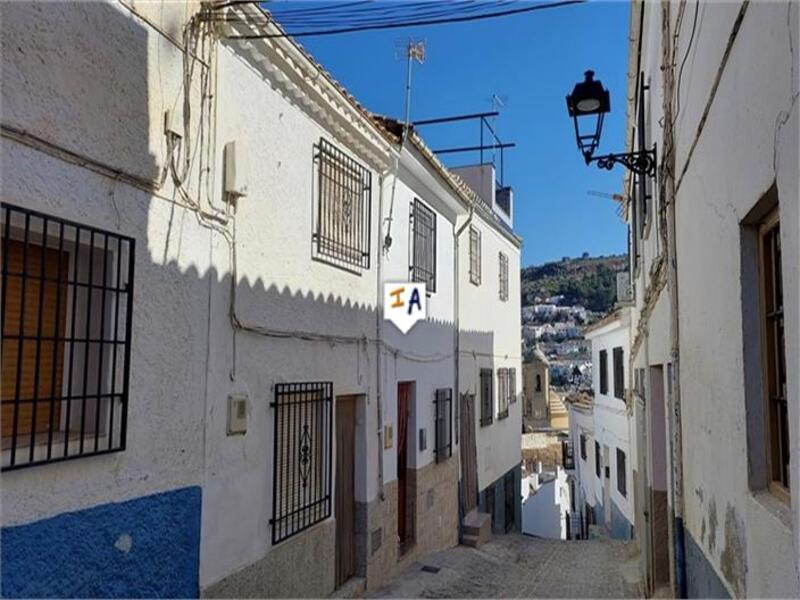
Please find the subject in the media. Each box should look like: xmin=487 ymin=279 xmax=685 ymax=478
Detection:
xmin=368 ymin=535 xmax=641 ymax=598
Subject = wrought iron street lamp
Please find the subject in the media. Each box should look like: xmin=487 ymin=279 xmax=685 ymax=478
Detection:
xmin=566 ymin=70 xmax=656 ymax=178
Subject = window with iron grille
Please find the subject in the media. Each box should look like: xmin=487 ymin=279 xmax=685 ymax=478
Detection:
xmin=479 ymin=368 xmax=493 ymax=426
xmin=599 ymin=349 xmax=608 ymax=394
xmin=469 ymin=226 xmax=481 ymax=285
xmin=509 ymin=368 xmax=517 ymax=403
xmin=580 ymin=434 xmax=587 ymax=460
xmin=409 ymin=198 xmax=436 ymax=292
xmin=499 ymin=252 xmax=509 ymax=301
xmin=271 ymin=381 xmax=333 ymax=544
xmin=595 ymin=441 xmax=601 ymax=478
xmin=613 ymin=347 xmax=624 ymax=400
xmin=497 ymin=368 xmax=509 ymax=419
xmin=562 ymin=440 xmax=575 ymax=470
xmin=1 ymin=204 xmax=134 ymax=471
xmin=434 ymin=388 xmax=452 ymax=463
xmin=313 ymin=138 xmax=372 ymax=271
xmin=617 ymin=448 xmax=627 ymax=497
xmin=759 ymin=209 xmax=789 ymax=495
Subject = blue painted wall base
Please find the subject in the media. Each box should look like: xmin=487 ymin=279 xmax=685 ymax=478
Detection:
xmin=1 ymin=486 xmax=201 ymax=599
xmin=685 ymin=528 xmax=730 ymax=599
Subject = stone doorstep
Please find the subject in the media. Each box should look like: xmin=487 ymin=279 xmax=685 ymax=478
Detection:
xmin=330 ymin=576 xmax=366 ymax=599
xmin=462 ymin=509 xmax=492 ymax=547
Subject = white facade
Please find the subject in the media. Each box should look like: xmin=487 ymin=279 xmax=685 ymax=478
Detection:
xmin=624 ymin=1 xmax=799 ymax=597
xmin=521 ymin=467 xmax=570 ymax=540
xmin=0 ymin=1 xmax=523 ymax=597
xmin=584 ymin=309 xmax=634 ymax=539
xmin=456 ymin=174 xmax=523 ymax=531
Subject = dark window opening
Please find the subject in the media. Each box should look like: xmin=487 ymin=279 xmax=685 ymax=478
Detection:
xmin=599 ymin=350 xmax=608 ymax=395
xmin=613 ymin=346 xmax=624 ymax=400
xmin=434 ymin=388 xmax=452 ymax=462
xmin=2 ymin=204 xmax=134 ymax=471
xmin=313 ymin=138 xmax=372 ymax=271
xmin=410 ymin=199 xmax=436 ymax=292
xmin=479 ymin=369 xmax=493 ymax=426
xmin=760 ymin=211 xmax=789 ymax=494
xmin=617 ymin=448 xmax=627 ymax=497
xmin=499 ymin=252 xmax=509 ymax=302
xmin=469 ymin=226 xmax=481 ymax=286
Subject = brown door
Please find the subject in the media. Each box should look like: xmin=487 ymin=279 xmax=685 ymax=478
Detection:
xmin=459 ymin=393 xmax=478 ymax=513
xmin=335 ymin=396 xmax=356 ymax=588
xmin=397 ymin=382 xmax=413 ymax=550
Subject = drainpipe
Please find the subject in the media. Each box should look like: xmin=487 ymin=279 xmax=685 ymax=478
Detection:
xmin=454 ymin=205 xmax=474 ymax=403
xmin=376 ymin=173 xmax=386 ymax=501
xmin=453 ymin=205 xmax=473 ymax=540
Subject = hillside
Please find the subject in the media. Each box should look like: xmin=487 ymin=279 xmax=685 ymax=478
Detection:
xmin=521 ymin=254 xmax=628 ymax=313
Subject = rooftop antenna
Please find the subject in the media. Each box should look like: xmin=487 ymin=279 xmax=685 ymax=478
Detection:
xmin=384 ymin=38 xmax=426 ymax=251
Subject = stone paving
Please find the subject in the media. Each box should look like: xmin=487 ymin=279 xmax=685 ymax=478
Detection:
xmin=367 ymin=534 xmax=641 ymax=598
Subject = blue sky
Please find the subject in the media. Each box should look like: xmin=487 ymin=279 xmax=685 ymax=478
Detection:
xmin=277 ymin=1 xmax=631 ymax=266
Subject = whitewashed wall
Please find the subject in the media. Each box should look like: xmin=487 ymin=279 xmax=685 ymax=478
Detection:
xmin=586 ymin=314 xmax=634 ymax=527
xmin=632 ymin=1 xmax=800 ymax=596
xmin=0 ymin=0 xmax=207 ymax=527
xmin=457 ymin=203 xmax=522 ymax=491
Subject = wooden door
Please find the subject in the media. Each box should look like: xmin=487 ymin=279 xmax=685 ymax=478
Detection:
xmin=2 ymin=239 xmax=68 ymax=439
xmin=335 ymin=396 xmax=356 ymax=588
xmin=397 ymin=383 xmax=411 ymax=547
xmin=459 ymin=393 xmax=478 ymax=513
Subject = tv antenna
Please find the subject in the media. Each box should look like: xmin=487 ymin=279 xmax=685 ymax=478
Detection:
xmin=385 ymin=38 xmax=426 ymax=251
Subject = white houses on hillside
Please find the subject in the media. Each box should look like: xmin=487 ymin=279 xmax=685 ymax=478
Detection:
xmin=0 ymin=1 xmax=523 ymax=597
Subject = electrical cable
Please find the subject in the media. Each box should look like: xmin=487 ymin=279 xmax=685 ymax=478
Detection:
xmin=674 ymin=0 xmax=699 ymax=124
xmin=223 ymin=0 xmax=586 ymax=39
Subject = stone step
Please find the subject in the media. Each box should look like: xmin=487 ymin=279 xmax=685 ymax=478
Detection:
xmin=462 ymin=509 xmax=491 ymax=547
xmin=462 ymin=532 xmax=481 ymax=547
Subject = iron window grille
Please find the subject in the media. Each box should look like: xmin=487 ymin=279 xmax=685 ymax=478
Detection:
xmin=313 ymin=138 xmax=372 ymax=271
xmin=617 ymin=448 xmax=627 ymax=497
xmin=509 ymin=368 xmax=517 ymax=403
xmin=562 ymin=440 xmax=575 ymax=470
xmin=434 ymin=388 xmax=452 ymax=463
xmin=497 ymin=368 xmax=509 ymax=419
xmin=469 ymin=226 xmax=481 ymax=285
xmin=409 ymin=198 xmax=436 ymax=292
xmin=599 ymin=349 xmax=608 ymax=394
xmin=595 ymin=441 xmax=601 ymax=478
xmin=479 ymin=368 xmax=493 ymax=427
xmin=580 ymin=434 xmax=587 ymax=460
xmin=613 ymin=346 xmax=624 ymax=400
xmin=270 ymin=381 xmax=333 ymax=545
xmin=499 ymin=252 xmax=509 ymax=302
xmin=1 ymin=204 xmax=134 ymax=471
xmin=759 ymin=211 xmax=789 ymax=493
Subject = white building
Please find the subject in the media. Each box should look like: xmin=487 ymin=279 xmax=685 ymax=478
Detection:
xmin=582 ymin=308 xmax=634 ymax=540
xmin=521 ymin=465 xmax=571 ymax=540
xmin=0 ymin=1 xmax=523 ymax=597
xmin=621 ymin=1 xmax=799 ymax=597
xmin=454 ymin=163 xmax=523 ymax=536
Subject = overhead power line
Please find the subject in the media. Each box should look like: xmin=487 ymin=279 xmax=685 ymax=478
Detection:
xmin=219 ymin=0 xmax=587 ymax=39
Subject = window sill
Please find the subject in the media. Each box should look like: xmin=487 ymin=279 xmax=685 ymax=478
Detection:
xmin=3 ymin=430 xmax=116 ymax=470
xmin=751 ymin=488 xmax=792 ymax=530
xmin=480 ymin=418 xmax=493 ymax=427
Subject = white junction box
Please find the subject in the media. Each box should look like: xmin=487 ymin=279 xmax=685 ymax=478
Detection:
xmin=227 ymin=393 xmax=248 ymax=435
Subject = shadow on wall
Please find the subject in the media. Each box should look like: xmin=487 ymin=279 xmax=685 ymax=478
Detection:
xmin=0 ymin=3 xmax=503 ymax=597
